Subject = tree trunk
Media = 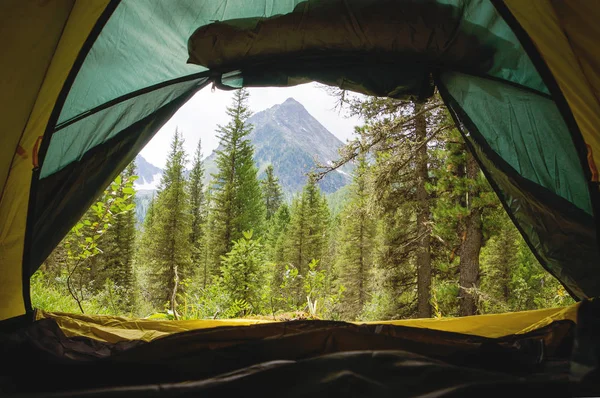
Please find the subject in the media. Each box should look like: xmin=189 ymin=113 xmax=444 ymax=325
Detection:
xmin=459 ymin=154 xmax=483 ymax=316
xmin=171 ymin=263 xmax=179 ymax=320
xmin=358 ymin=217 xmax=365 ymax=311
xmin=499 ymin=227 xmax=516 ymax=302
xmin=414 ymin=101 xmax=432 ymax=318
xmin=203 ymin=244 xmax=208 ymax=290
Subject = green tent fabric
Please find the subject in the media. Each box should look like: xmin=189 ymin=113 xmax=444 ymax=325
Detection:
xmin=438 ymin=71 xmax=599 ymax=299
xmin=440 ymin=72 xmax=590 ymax=213
xmin=32 ymin=76 xmax=210 ymax=272
xmin=56 ymin=0 xmax=305 ymax=125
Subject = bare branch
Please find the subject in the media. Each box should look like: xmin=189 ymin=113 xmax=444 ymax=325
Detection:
xmin=314 ymin=102 xmax=446 ymax=181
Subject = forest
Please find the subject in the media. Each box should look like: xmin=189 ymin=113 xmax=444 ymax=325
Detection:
xmin=32 ymin=88 xmax=574 ymax=321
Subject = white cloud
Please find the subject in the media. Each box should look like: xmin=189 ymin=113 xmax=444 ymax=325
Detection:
xmin=140 ymin=82 xmax=363 ymax=168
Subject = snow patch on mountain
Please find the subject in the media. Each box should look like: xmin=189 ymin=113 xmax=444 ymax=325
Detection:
xmin=135 ymin=172 xmax=163 ymax=190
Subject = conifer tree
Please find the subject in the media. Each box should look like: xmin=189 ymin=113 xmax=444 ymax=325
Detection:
xmin=209 ymin=89 xmax=265 ymax=267
xmin=317 ymin=93 xmax=449 ymax=319
xmin=266 ymin=203 xmax=291 ymax=304
xmin=478 ymin=214 xmax=518 ymax=313
xmin=147 ymin=129 xmax=192 ymax=316
xmin=94 ymin=161 xmax=138 ymax=312
xmin=370 ymin=178 xmax=418 ymax=319
xmin=336 ymin=155 xmax=376 ymax=319
xmin=414 ymin=101 xmax=433 ymax=318
xmin=134 ymin=193 xmax=157 ymax=311
xmin=457 ymin=153 xmax=484 ymax=316
xmin=200 ymin=190 xmax=217 ymax=288
xmin=261 ymin=164 xmax=284 ymax=220
xmin=283 ymin=175 xmax=330 ymax=303
xmin=430 ymin=126 xmax=498 ymax=316
xmin=47 ymin=169 xmax=137 ymax=314
xmin=266 ymin=203 xmax=291 ymax=262
xmin=188 ymin=139 xmax=206 ymax=271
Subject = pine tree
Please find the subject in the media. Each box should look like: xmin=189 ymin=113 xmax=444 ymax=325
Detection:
xmin=283 ymin=175 xmax=330 ymax=303
xmin=147 ymin=129 xmax=192 ymax=316
xmin=336 ymin=155 xmax=376 ymax=319
xmin=414 ymin=101 xmax=433 ymax=318
xmin=188 ymin=139 xmax=207 ymax=278
xmin=200 ymin=190 xmax=218 ymax=287
xmin=267 ymin=203 xmax=291 ymax=300
xmin=134 ymin=193 xmax=157 ymax=314
xmin=261 ymin=164 xmax=284 ymax=220
xmin=371 ymin=184 xmax=418 ymax=319
xmin=430 ymin=123 xmax=501 ymax=316
xmin=479 ymin=213 xmax=518 ymax=313
xmin=42 ymin=170 xmax=137 ymax=314
xmin=94 ymin=161 xmax=138 ymax=312
xmin=457 ymin=152 xmax=484 ymax=316
xmin=318 ymin=93 xmax=449 ymax=319
xmin=477 ymin=210 xmax=575 ymax=313
xmin=267 ymin=203 xmax=291 ymax=261
xmin=209 ymin=89 xmax=265 ymax=267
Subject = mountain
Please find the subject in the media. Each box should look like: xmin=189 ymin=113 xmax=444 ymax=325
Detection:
xmin=131 ymin=155 xmax=161 ymax=224
xmin=203 ymin=98 xmax=352 ymax=196
xmin=134 ymin=155 xmax=163 ymax=190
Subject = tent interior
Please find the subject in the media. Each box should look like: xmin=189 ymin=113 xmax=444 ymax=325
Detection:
xmin=1 ymin=0 xmax=600 ymax=396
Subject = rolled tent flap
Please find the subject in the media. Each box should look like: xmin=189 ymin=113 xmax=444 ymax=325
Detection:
xmin=187 ymin=0 xmax=519 ymax=99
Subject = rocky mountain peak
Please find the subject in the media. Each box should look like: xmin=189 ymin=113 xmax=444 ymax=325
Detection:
xmin=281 ymin=97 xmax=303 ymax=108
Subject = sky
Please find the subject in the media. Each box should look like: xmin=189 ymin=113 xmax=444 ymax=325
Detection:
xmin=140 ymin=82 xmax=363 ymax=168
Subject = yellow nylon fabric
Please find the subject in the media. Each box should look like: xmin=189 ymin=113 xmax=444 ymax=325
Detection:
xmin=0 ymin=0 xmax=74 ymax=206
xmin=367 ymin=304 xmax=578 ymax=338
xmin=36 ymin=311 xmax=273 ymax=343
xmin=504 ymin=0 xmax=600 ymax=182
xmin=37 ymin=303 xmax=578 ymax=344
xmin=0 ymin=0 xmax=110 ymax=320
xmin=0 ymin=0 xmax=74 ymax=320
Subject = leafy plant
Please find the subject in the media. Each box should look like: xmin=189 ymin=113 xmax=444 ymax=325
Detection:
xmin=62 ymin=173 xmax=137 ymax=313
xmin=220 ymin=231 xmax=267 ymax=316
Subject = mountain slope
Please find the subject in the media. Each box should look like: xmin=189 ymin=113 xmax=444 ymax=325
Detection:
xmin=204 ymin=98 xmax=351 ymax=196
xmin=134 ymin=155 xmax=163 ymax=190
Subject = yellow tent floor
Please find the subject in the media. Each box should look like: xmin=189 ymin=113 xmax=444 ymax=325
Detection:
xmin=36 ymin=303 xmax=579 ymax=344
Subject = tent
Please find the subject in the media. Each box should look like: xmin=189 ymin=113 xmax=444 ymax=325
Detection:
xmin=1 ymin=0 xmax=599 ymax=395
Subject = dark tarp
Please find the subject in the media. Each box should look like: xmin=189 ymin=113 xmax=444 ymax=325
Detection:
xmin=0 ymin=312 xmax=578 ymax=396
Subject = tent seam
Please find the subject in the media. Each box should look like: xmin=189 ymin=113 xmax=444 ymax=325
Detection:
xmin=54 ymin=71 xmax=212 ymax=133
